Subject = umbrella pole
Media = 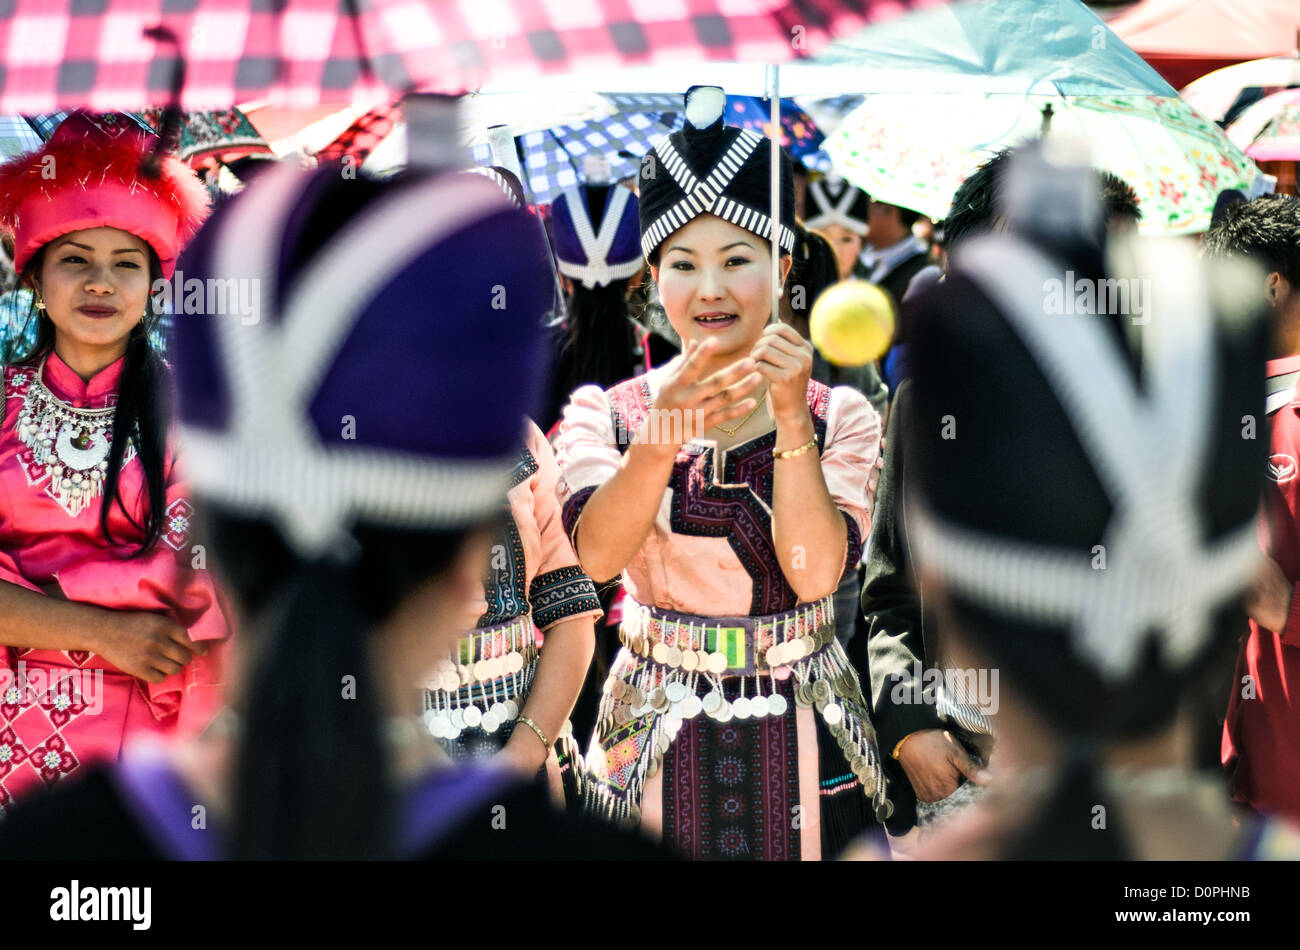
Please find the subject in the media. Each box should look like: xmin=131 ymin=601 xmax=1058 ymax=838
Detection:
xmin=767 ymin=64 xmax=781 ymax=326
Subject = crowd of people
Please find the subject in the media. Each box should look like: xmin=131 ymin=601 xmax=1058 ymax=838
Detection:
xmin=0 ymin=83 xmax=1296 ymax=862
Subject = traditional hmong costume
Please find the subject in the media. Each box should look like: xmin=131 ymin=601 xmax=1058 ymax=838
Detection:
xmin=0 ymin=113 xmax=226 ymax=815
xmin=421 ymin=418 xmax=602 ymax=805
xmin=555 ymin=88 xmax=892 ymax=861
xmin=902 ymin=144 xmax=1280 ymax=858
xmin=0 ymin=158 xmax=669 ymax=861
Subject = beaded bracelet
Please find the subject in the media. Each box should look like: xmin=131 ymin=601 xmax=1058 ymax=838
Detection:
xmin=517 ymin=716 xmax=551 ymax=752
xmin=773 ymin=435 xmax=818 ymax=460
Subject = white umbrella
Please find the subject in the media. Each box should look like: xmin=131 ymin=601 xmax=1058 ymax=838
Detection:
xmin=1181 ymin=52 xmax=1300 ymax=124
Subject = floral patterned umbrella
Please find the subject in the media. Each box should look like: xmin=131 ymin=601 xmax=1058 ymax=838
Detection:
xmin=825 ymin=92 xmax=1265 ymax=236
xmin=1227 ymin=90 xmax=1300 ymax=162
xmin=718 ymin=96 xmax=823 ymax=158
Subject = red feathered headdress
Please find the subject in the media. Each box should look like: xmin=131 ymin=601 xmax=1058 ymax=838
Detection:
xmin=0 ymin=112 xmax=210 ymax=280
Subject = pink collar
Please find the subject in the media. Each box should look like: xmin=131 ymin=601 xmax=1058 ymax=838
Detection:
xmin=1267 ymin=354 xmax=1300 ymax=380
xmin=41 ymin=350 xmax=125 ymax=408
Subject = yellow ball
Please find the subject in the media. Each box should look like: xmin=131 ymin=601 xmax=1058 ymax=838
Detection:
xmin=809 ymin=280 xmax=897 ymax=367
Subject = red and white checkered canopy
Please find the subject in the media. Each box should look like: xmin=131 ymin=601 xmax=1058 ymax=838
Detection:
xmin=0 ymin=0 xmax=939 ymax=113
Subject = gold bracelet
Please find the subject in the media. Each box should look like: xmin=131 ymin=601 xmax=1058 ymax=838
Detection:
xmin=892 ymin=731 xmax=919 ymax=760
xmin=516 ymin=716 xmax=551 ymax=752
xmin=773 ymin=435 xmax=818 ymax=460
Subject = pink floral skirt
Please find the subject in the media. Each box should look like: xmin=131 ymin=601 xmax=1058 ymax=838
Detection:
xmin=0 ymin=650 xmax=173 ymax=815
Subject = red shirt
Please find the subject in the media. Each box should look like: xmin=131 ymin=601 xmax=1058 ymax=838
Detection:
xmin=1223 ymin=355 xmax=1300 ymax=821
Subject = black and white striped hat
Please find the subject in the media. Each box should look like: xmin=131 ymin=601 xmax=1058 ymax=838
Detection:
xmin=637 ymin=85 xmax=794 ymax=260
xmin=805 ymin=173 xmax=869 ymax=236
xmin=466 ymin=165 xmax=526 ymax=208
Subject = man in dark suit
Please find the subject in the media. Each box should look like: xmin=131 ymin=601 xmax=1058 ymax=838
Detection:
xmin=853 ymin=199 xmax=931 ymax=303
xmin=852 ymin=199 xmax=932 ymax=384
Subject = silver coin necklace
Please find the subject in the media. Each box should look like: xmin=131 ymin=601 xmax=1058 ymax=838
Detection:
xmin=16 ymin=355 xmax=133 ymax=517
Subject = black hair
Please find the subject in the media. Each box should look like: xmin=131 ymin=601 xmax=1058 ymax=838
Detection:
xmin=203 ymin=506 xmax=487 ymax=860
xmin=559 ymin=280 xmax=637 ymax=393
xmin=9 ymin=244 xmax=170 ymax=556
xmin=222 ymin=155 xmax=276 ymax=189
xmin=944 ymin=147 xmax=1016 ymax=252
xmin=1209 ymin=189 xmax=1247 ymax=231
xmin=558 ymin=184 xmax=639 ymax=392
xmin=947 ymin=146 xmax=1144 ymax=253
xmin=1203 ymin=194 xmax=1300 ymax=288
xmin=1097 ymin=171 xmax=1142 ymax=223
xmin=787 ymin=225 xmax=841 ymax=321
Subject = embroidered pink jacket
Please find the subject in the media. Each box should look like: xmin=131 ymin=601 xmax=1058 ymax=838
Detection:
xmin=553 ymin=369 xmax=881 ymax=617
xmin=0 ymin=353 xmax=230 ymax=756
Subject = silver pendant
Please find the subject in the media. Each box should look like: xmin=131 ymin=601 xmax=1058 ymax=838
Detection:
xmin=55 ymin=425 xmax=109 ymax=470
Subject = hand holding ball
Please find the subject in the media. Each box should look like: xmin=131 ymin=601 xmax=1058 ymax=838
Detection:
xmin=809 ymin=280 xmax=896 ymax=367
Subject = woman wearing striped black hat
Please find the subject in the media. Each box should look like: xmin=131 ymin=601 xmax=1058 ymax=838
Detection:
xmin=804 ymin=173 xmax=870 ymax=283
xmin=555 ymin=86 xmax=892 ymax=859
xmin=0 ymin=160 xmax=666 ymax=860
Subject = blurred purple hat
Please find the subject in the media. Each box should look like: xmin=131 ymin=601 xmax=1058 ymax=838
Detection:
xmin=170 ymin=163 xmax=553 ymax=557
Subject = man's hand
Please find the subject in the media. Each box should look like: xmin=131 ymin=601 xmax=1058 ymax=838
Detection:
xmin=1246 ymin=555 xmax=1293 ymax=634
xmin=897 ymin=729 xmax=989 ymax=803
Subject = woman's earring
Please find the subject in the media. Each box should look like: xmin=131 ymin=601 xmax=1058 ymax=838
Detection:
xmin=34 ymin=296 xmax=45 ymax=311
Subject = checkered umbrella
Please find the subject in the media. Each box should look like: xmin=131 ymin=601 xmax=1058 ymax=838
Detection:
xmin=25 ymin=110 xmax=155 ymax=140
xmin=313 ymin=104 xmax=400 ymax=166
xmin=465 ymin=93 xmax=679 ymax=203
xmin=461 ymin=92 xmax=829 ymax=203
xmin=0 ymin=0 xmax=937 ymax=114
xmin=0 ymin=116 xmax=42 ymax=160
xmin=0 ymin=111 xmax=154 ymax=166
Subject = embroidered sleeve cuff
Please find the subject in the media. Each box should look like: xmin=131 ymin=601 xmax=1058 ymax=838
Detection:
xmin=529 ymin=565 xmax=603 ymax=630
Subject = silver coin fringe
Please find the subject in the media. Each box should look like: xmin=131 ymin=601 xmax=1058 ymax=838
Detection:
xmin=421 ymin=614 xmax=540 ymax=742
xmin=583 ymin=636 xmax=891 ymax=829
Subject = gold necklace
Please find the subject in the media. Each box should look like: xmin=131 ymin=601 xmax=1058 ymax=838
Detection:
xmin=713 ymin=387 xmax=768 ymax=437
